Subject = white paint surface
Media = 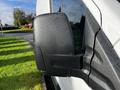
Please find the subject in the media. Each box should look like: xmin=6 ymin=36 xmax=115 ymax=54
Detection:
xmin=114 ymin=41 xmax=120 ymax=58
xmin=83 ymin=0 xmax=120 ymax=58
xmin=56 ymin=77 xmax=92 ymax=90
xmin=36 ymin=0 xmax=51 ymax=15
xmin=83 ymin=0 xmax=120 ymax=45
xmin=82 ymin=0 xmax=101 ymax=25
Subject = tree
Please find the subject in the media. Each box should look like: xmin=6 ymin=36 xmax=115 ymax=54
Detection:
xmin=13 ymin=8 xmax=27 ymax=27
xmin=0 ymin=20 xmax=3 ymax=27
xmin=26 ymin=13 xmax=34 ymax=24
xmin=5 ymin=24 xmax=9 ymax=27
xmin=13 ymin=8 xmax=35 ymax=27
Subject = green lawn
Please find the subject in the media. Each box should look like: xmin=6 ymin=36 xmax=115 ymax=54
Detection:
xmin=0 ymin=36 xmax=42 ymax=90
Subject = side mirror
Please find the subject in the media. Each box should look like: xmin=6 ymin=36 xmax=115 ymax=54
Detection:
xmin=34 ymin=13 xmax=83 ymax=76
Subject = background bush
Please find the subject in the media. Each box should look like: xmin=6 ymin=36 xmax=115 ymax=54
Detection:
xmin=2 ymin=26 xmax=19 ymax=30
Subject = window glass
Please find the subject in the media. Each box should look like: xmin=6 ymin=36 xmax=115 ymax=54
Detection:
xmin=52 ymin=0 xmax=61 ymax=12
xmin=52 ymin=0 xmax=86 ymax=54
xmin=63 ymin=0 xmax=85 ymax=23
xmin=52 ymin=0 xmax=85 ymax=23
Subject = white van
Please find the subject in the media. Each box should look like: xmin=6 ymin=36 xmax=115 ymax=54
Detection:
xmin=34 ymin=0 xmax=120 ymax=90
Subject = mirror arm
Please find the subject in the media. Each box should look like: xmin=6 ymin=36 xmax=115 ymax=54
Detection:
xmin=46 ymin=54 xmax=83 ymax=70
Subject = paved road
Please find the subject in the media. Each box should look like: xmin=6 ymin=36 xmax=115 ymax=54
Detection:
xmin=5 ymin=33 xmax=34 ymax=43
xmin=0 ymin=32 xmax=4 ymax=36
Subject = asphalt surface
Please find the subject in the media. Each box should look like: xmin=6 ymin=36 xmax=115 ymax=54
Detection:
xmin=5 ymin=33 xmax=34 ymax=43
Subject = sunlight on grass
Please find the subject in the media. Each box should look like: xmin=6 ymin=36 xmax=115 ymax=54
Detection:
xmin=0 ymin=36 xmax=42 ymax=90
xmin=0 ymin=51 xmax=33 ymax=60
xmin=0 ymin=45 xmax=31 ymax=52
xmin=0 ymin=42 xmax=29 ymax=48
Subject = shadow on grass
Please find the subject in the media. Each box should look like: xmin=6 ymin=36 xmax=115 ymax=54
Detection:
xmin=0 ymin=44 xmax=29 ymax=50
xmin=0 ymin=38 xmax=20 ymax=42
xmin=0 ymin=40 xmax=25 ymax=45
xmin=0 ymin=55 xmax=34 ymax=67
xmin=0 ymin=47 xmax=31 ymax=55
xmin=0 ymin=72 xmax=41 ymax=90
xmin=0 ymin=45 xmax=32 ymax=55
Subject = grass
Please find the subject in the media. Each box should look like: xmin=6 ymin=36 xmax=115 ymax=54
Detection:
xmin=0 ymin=36 xmax=42 ymax=90
xmin=0 ymin=28 xmax=33 ymax=33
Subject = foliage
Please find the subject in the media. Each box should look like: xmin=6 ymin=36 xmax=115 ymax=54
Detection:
xmin=0 ymin=19 xmax=3 ymax=27
xmin=13 ymin=8 xmax=34 ymax=27
xmin=26 ymin=14 xmax=34 ymax=24
xmin=2 ymin=26 xmax=19 ymax=30
xmin=13 ymin=8 xmax=26 ymax=27
xmin=0 ymin=36 xmax=42 ymax=90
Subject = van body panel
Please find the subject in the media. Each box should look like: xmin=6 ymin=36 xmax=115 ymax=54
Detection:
xmin=36 ymin=0 xmax=120 ymax=90
xmin=114 ymin=41 xmax=120 ymax=58
xmin=83 ymin=0 xmax=120 ymax=49
xmin=36 ymin=0 xmax=51 ymax=15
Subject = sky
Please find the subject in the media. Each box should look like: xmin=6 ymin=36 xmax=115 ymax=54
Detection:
xmin=0 ymin=0 xmax=36 ymax=25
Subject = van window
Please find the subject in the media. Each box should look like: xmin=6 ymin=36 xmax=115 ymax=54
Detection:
xmin=52 ymin=0 xmax=85 ymax=22
xmin=52 ymin=0 xmax=61 ymax=12
xmin=52 ymin=0 xmax=86 ymax=54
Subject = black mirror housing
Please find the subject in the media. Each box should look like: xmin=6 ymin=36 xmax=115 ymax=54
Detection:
xmin=34 ymin=13 xmax=82 ymax=76
xmin=34 ymin=13 xmax=74 ymax=54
